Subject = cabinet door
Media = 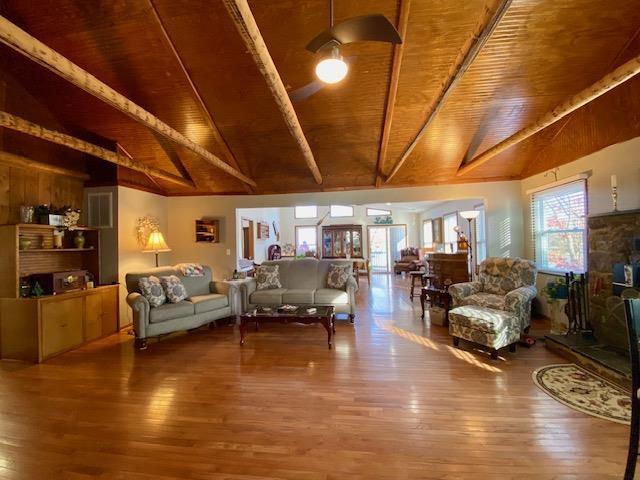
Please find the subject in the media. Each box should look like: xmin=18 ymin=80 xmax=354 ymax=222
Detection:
xmin=100 ymin=286 xmax=119 ymax=335
xmin=41 ymin=297 xmax=84 ymax=358
xmin=84 ymin=293 xmax=103 ymax=341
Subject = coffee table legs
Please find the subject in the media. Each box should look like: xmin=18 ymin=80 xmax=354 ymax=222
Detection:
xmin=239 ymin=317 xmax=246 ymax=346
xmin=320 ymin=316 xmax=333 ymax=350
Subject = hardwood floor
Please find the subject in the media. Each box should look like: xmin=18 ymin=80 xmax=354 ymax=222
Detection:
xmin=0 ymin=274 xmax=629 ymax=479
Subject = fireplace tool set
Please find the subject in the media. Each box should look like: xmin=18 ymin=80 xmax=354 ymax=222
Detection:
xmin=564 ymin=272 xmax=590 ymax=335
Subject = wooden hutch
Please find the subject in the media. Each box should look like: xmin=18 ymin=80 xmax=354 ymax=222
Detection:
xmin=0 ymin=223 xmax=119 ymax=362
xmin=321 ymin=224 xmax=363 ymax=258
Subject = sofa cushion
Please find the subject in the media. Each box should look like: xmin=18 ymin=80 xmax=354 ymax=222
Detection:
xmin=138 ymin=275 xmax=166 ymax=307
xmin=250 ymin=288 xmax=287 ymax=304
xmin=462 ymin=293 xmax=506 ymax=311
xmin=327 ymin=264 xmax=352 ymax=290
xmin=282 ymin=289 xmax=314 ymax=304
xmin=280 ymin=258 xmax=319 ymax=290
xmin=179 ymin=266 xmax=213 ymax=297
xmin=189 ymin=293 xmax=229 ymax=314
xmin=149 ymin=301 xmax=195 ymax=323
xmin=255 ymin=265 xmax=282 ymax=290
xmin=160 ymin=275 xmax=189 ymax=303
xmin=448 ymin=305 xmax=516 ymax=334
xmin=315 ymin=288 xmax=349 ymax=305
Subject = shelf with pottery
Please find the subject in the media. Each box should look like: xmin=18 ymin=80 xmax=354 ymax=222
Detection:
xmin=0 ymin=223 xmax=101 ymax=298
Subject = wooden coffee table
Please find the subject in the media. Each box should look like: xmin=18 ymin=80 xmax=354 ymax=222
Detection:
xmin=239 ymin=305 xmax=336 ymax=349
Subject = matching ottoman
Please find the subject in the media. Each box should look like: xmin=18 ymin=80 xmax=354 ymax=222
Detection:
xmin=448 ymin=305 xmax=520 ymax=359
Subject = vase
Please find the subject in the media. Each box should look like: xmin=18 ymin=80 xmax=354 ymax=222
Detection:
xmin=74 ymin=231 xmax=86 ymax=249
xmin=18 ymin=236 xmax=31 ymax=250
xmin=53 ymin=233 xmax=63 ymax=249
xmin=549 ymin=300 xmax=568 ymax=334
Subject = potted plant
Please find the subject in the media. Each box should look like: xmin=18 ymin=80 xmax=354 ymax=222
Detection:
xmin=544 ymin=279 xmax=569 ymax=334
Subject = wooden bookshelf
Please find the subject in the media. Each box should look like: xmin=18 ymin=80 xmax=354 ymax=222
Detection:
xmin=0 ymin=224 xmax=102 ymax=298
xmin=195 ymin=219 xmax=219 ymax=243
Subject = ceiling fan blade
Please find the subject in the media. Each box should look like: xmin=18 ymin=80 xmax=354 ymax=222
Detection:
xmin=306 ymin=14 xmax=402 ymax=53
xmin=289 ymin=80 xmax=326 ymax=102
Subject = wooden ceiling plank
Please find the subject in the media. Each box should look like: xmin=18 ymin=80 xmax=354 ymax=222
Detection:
xmin=375 ymin=0 xmax=411 ymax=188
xmin=117 ymin=142 xmax=167 ymax=193
xmin=0 ymin=110 xmax=194 ymax=188
xmin=457 ymin=53 xmax=640 ymax=176
xmin=0 ymin=149 xmax=89 ymax=180
xmin=222 ymin=0 xmax=323 ymax=185
xmin=384 ymin=0 xmax=513 ymax=183
xmin=0 ymin=14 xmax=256 ymax=188
xmin=147 ymin=0 xmax=254 ymax=194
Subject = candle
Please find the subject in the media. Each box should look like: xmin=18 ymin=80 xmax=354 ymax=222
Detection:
xmin=611 ymin=174 xmax=617 ymax=188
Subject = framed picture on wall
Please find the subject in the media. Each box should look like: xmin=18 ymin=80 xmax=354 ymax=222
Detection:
xmin=257 ymin=222 xmax=270 ymax=239
xmin=432 ymin=217 xmax=443 ymax=243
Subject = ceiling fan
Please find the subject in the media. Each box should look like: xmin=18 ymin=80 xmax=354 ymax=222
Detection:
xmin=288 ymin=0 xmax=402 ymax=102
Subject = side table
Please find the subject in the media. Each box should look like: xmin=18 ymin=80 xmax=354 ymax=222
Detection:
xmin=420 ymin=286 xmax=452 ymax=321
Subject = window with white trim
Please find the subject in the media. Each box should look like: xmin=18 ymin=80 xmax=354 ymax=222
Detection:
xmin=474 ymin=204 xmax=487 ymax=263
xmin=443 ymin=212 xmax=458 ymax=253
xmin=367 ymin=207 xmax=391 ymax=216
xmin=423 ymin=219 xmax=433 ymax=249
xmin=531 ymin=180 xmax=587 ymax=273
xmin=330 ymin=205 xmax=353 ymax=217
xmin=295 ymin=226 xmax=317 ymax=255
xmin=294 ymin=205 xmax=317 ymax=219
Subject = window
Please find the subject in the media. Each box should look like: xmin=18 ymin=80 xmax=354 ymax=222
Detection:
xmin=295 ymin=226 xmax=317 ymax=255
xmin=294 ymin=205 xmax=317 ymax=219
xmin=443 ymin=212 xmax=458 ymax=252
xmin=423 ymin=219 xmax=433 ymax=249
xmin=474 ymin=204 xmax=487 ymax=263
xmin=531 ymin=180 xmax=587 ymax=273
xmin=367 ymin=207 xmax=391 ymax=216
xmin=330 ymin=205 xmax=353 ymax=217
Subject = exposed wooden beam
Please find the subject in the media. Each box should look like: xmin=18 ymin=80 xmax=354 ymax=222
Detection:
xmin=117 ymin=142 xmax=166 ymax=193
xmin=457 ymin=53 xmax=640 ymax=176
xmin=0 ymin=111 xmax=195 ymax=188
xmin=222 ymin=0 xmax=323 ymax=185
xmin=384 ymin=0 xmax=513 ymax=183
xmin=0 ymin=150 xmax=90 ymax=180
xmin=0 ymin=15 xmax=256 ymax=188
xmin=375 ymin=0 xmax=411 ymax=188
xmin=147 ymin=0 xmax=254 ymax=194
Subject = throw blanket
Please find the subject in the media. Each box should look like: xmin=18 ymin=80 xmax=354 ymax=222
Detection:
xmin=176 ymin=263 xmax=205 ymax=277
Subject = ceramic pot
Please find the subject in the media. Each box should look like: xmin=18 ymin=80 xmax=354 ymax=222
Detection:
xmin=18 ymin=236 xmax=31 ymax=250
xmin=74 ymin=231 xmax=86 ymax=249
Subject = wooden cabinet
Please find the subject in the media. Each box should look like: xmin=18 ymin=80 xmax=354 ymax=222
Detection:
xmin=42 ymin=297 xmax=84 ymax=357
xmin=321 ymin=225 xmax=363 ymax=259
xmin=0 ymin=285 xmax=119 ymax=362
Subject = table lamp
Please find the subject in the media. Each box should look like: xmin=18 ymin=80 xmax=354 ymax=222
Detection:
xmin=143 ymin=230 xmax=171 ymax=267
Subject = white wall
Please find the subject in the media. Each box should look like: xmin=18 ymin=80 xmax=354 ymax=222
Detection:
xmin=277 ymin=205 xmax=420 ymax=258
xmin=520 ymin=136 xmax=640 ymax=316
xmin=117 ymin=186 xmax=169 ymax=327
xmin=418 ymin=199 xmax=484 ymax=250
xmin=167 ymin=180 xmax=524 ymax=281
xmin=236 ymin=207 xmax=280 ymax=263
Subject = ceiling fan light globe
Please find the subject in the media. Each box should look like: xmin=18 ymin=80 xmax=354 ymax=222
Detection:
xmin=315 ymin=58 xmax=348 ymax=84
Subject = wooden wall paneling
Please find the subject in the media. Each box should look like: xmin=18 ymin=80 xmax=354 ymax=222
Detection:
xmin=8 ymin=167 xmax=24 ymax=223
xmin=0 ymin=164 xmax=9 ymax=224
xmin=0 ymin=225 xmax=17 ymax=297
xmin=37 ymin=173 xmax=52 ymax=207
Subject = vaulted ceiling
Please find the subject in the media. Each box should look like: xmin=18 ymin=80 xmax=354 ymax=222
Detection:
xmin=0 ymin=0 xmax=638 ymax=195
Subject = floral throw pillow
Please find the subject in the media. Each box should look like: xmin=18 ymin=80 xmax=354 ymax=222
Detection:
xmin=327 ymin=264 xmax=352 ymax=290
xmin=160 ymin=275 xmax=188 ymax=303
xmin=255 ymin=265 xmax=282 ymax=290
xmin=138 ymin=275 xmax=166 ymax=308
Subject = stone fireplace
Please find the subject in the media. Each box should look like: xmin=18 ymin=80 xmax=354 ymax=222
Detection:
xmin=546 ymin=209 xmax=640 ymax=387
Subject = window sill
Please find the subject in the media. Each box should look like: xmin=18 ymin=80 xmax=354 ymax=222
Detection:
xmin=538 ymin=270 xmax=585 ymax=277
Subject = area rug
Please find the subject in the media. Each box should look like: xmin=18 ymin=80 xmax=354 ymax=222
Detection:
xmin=532 ymin=364 xmax=631 ymax=425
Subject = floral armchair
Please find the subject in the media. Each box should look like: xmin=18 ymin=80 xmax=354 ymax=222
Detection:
xmin=449 ymin=257 xmax=537 ymax=332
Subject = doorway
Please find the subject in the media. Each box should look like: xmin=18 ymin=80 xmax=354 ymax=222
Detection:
xmin=241 ymin=218 xmax=254 ymax=260
xmin=367 ymin=225 xmax=407 ymax=273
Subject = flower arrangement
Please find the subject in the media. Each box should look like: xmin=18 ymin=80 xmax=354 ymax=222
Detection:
xmin=63 ymin=209 xmax=81 ymax=230
xmin=544 ymin=279 xmax=569 ymax=304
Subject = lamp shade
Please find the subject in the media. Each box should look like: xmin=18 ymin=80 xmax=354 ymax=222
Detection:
xmin=459 ymin=210 xmax=480 ymax=220
xmin=143 ymin=231 xmax=171 ymax=253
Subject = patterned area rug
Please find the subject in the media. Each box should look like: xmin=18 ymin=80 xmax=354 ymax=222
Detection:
xmin=533 ymin=364 xmax=631 ymax=425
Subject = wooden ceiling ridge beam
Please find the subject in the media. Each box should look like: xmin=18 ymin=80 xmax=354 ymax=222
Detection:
xmin=147 ymin=0 xmax=254 ymax=194
xmin=0 ymin=110 xmax=195 ymax=188
xmin=0 ymin=14 xmax=256 ymax=188
xmin=0 ymin=149 xmax=90 ymax=180
xmin=375 ymin=0 xmax=411 ymax=188
xmin=457 ymin=53 xmax=640 ymax=176
xmin=222 ymin=0 xmax=323 ymax=185
xmin=117 ymin=142 xmax=166 ymax=193
xmin=384 ymin=0 xmax=513 ymax=184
